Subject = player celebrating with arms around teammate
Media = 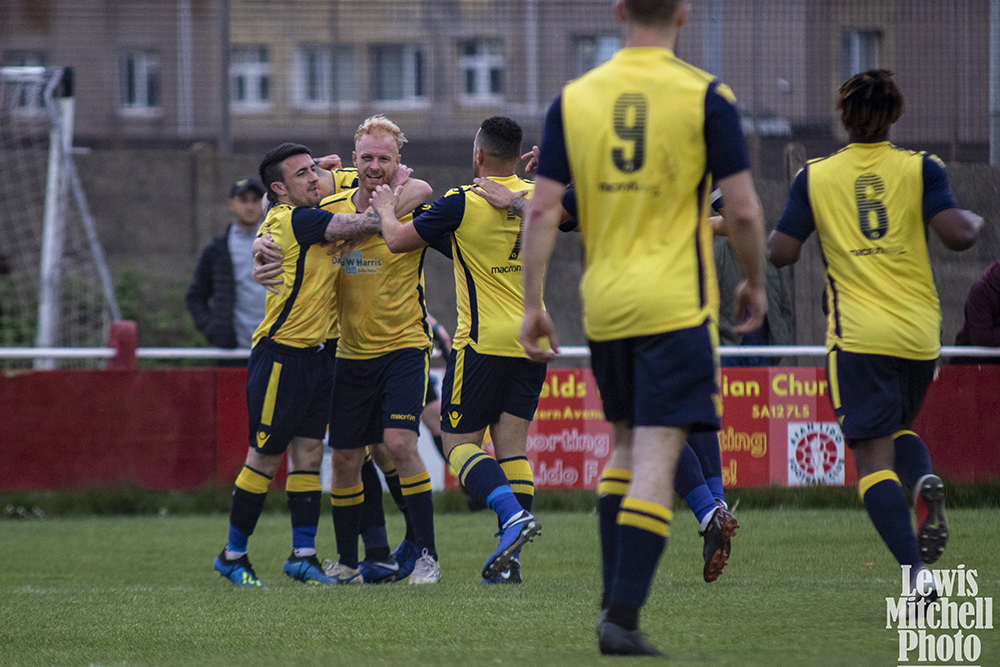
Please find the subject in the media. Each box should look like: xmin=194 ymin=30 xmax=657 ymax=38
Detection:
xmin=520 ymin=0 xmax=767 ymax=655
xmin=379 ymin=116 xmax=544 ymax=583
xmin=769 ymin=70 xmax=982 ymax=600
xmin=213 ymin=143 xmax=384 ymax=587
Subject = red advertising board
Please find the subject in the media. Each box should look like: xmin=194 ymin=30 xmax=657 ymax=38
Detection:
xmin=446 ymin=367 xmax=857 ymax=490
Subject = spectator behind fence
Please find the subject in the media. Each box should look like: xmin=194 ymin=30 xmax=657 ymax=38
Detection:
xmin=711 ymin=192 xmax=792 ymax=366
xmin=186 ymin=177 xmax=267 ymax=365
xmin=954 ymin=258 xmax=1000 ymax=363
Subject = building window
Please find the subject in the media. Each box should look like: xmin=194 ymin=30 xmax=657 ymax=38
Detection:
xmin=372 ymin=44 xmax=425 ymax=103
xmin=458 ymin=39 xmax=504 ymax=103
xmin=292 ymin=45 xmax=358 ymax=108
xmin=575 ymin=36 xmax=620 ymax=75
xmin=231 ymin=46 xmax=270 ymax=111
xmin=841 ymin=30 xmax=880 ymax=83
xmin=3 ymin=51 xmax=47 ymax=114
xmin=120 ymin=51 xmax=159 ymax=114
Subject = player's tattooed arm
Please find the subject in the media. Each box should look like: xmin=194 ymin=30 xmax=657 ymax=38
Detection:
xmin=472 ymin=178 xmax=529 ymax=217
xmin=323 ymin=209 xmax=382 ymax=242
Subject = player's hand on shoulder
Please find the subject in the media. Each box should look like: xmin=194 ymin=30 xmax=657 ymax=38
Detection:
xmin=472 ymin=177 xmax=526 ymax=211
xmin=732 ymin=280 xmax=768 ymax=336
xmin=520 ymin=308 xmax=559 ymax=363
xmin=391 ymin=164 xmax=413 ymax=189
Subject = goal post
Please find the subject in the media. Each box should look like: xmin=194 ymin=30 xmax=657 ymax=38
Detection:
xmin=0 ymin=66 xmax=121 ymax=369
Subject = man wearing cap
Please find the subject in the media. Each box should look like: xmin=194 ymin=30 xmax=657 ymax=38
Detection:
xmin=187 ymin=177 xmax=268 ymax=363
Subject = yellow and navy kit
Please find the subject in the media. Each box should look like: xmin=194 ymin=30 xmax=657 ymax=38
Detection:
xmin=412 ymin=175 xmax=537 ymax=357
xmin=535 ymin=47 xmax=750 ymax=342
xmin=333 ymin=168 xmax=358 ymax=192
xmin=775 ymin=142 xmax=959 ymax=360
xmin=252 ymin=203 xmax=339 ymax=348
xmin=326 ymin=188 xmax=432 ymax=359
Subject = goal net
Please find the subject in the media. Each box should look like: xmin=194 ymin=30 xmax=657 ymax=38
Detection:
xmin=0 ymin=66 xmax=120 ymax=369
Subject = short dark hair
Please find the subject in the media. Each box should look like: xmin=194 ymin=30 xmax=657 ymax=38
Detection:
xmin=623 ymin=0 xmax=682 ymax=26
xmin=259 ymin=142 xmax=312 ymax=201
xmin=477 ymin=116 xmax=522 ymax=162
xmin=837 ymin=70 xmax=904 ymax=141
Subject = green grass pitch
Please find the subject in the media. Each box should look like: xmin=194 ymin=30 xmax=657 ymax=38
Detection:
xmin=1 ymin=508 xmax=998 ymax=666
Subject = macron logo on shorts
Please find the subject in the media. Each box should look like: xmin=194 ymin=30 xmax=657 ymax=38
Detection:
xmin=448 ymin=410 xmax=462 ymax=428
xmin=255 ymin=431 xmax=270 ymax=448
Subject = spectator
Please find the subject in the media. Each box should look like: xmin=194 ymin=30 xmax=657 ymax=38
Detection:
xmin=714 ymin=236 xmax=792 ymax=366
xmin=186 ymin=177 xmax=267 ymax=364
xmin=954 ymin=258 xmax=1000 ymax=363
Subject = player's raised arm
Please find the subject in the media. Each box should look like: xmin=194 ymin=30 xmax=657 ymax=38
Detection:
xmin=375 ymin=184 xmax=428 ymax=254
xmin=391 ymin=164 xmax=433 ymax=218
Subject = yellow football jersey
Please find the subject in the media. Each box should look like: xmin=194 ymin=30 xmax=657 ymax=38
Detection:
xmin=553 ymin=48 xmax=749 ymax=341
xmin=252 ymin=203 xmax=337 ymax=348
xmin=803 ymin=143 xmax=942 ymax=359
xmin=327 ymin=189 xmax=432 ymax=359
xmin=413 ymin=175 xmax=537 ymax=357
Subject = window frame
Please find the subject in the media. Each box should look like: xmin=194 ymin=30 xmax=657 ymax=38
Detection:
xmin=458 ymin=38 xmax=505 ymax=105
xmin=119 ymin=50 xmax=161 ymax=117
xmin=230 ymin=45 xmax=271 ymax=113
xmin=371 ymin=43 xmax=428 ymax=109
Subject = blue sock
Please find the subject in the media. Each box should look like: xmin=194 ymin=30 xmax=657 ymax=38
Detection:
xmin=688 ymin=431 xmax=725 ymax=503
xmin=449 ymin=443 xmax=522 ymax=525
xmin=486 ymin=486 xmax=526 ymax=527
xmin=286 ymin=471 xmax=321 ymax=553
xmin=893 ymin=430 xmax=934 ymax=491
xmin=226 ymin=525 xmax=250 ymax=554
xmin=674 ymin=444 xmax=716 ymax=525
xmin=860 ymin=471 xmax=923 ymax=568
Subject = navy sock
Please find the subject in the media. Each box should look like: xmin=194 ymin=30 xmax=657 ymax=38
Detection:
xmin=689 ymin=431 xmax=725 ymax=502
xmin=597 ymin=467 xmax=631 ymax=609
xmin=608 ymin=497 xmax=671 ymax=630
xmin=226 ymin=466 xmax=272 ymax=554
xmin=860 ymin=471 xmax=923 ymax=568
xmin=359 ymin=458 xmax=390 ymax=561
xmin=285 ymin=471 xmax=321 ymax=553
xmin=449 ymin=443 xmax=522 ymax=525
xmin=401 ymin=472 xmax=437 ymax=558
xmin=674 ymin=444 xmax=716 ymax=525
xmin=330 ymin=483 xmax=364 ymax=568
xmin=893 ymin=430 xmax=934 ymax=492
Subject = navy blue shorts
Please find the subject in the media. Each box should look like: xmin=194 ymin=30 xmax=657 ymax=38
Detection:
xmin=329 ymin=348 xmax=429 ymax=449
xmin=425 ymin=372 xmax=440 ymax=405
xmin=440 ymin=346 xmax=547 ymax=434
xmin=589 ymin=321 xmax=720 ymax=431
xmin=246 ymin=338 xmax=333 ymax=455
xmin=827 ymin=348 xmax=936 ymax=442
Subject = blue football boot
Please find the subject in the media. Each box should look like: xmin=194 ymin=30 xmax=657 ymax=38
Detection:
xmin=214 ymin=550 xmax=264 ymax=587
xmin=482 ymin=511 xmax=541 ymax=580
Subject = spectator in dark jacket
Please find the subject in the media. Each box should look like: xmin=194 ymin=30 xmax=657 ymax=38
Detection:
xmin=186 ymin=178 xmax=267 ymax=362
xmin=955 ymin=258 xmax=1000 ymax=364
